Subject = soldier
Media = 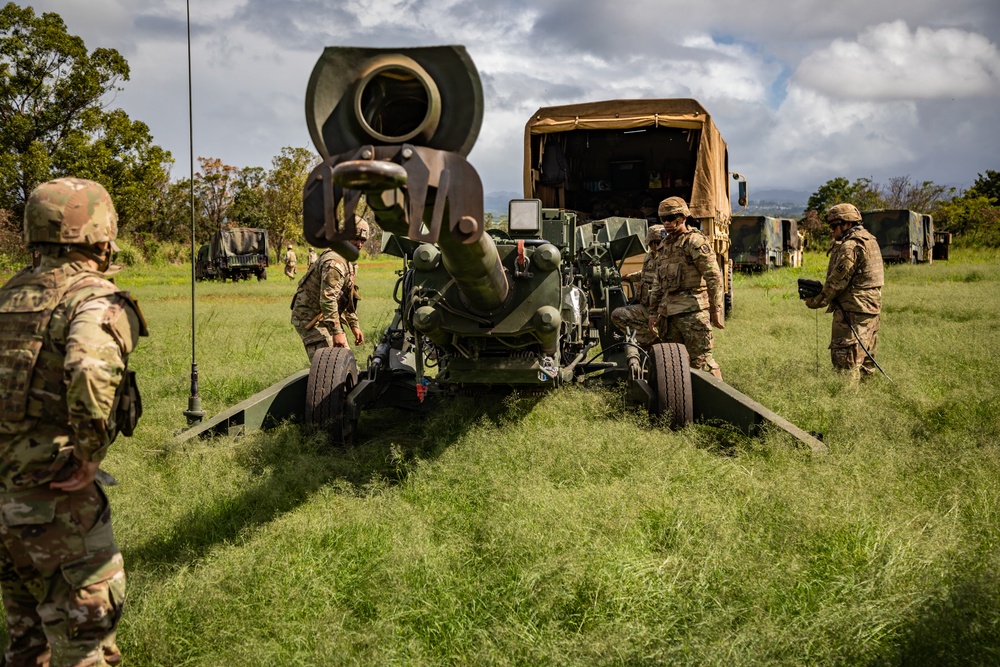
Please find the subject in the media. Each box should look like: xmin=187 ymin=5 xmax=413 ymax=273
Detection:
xmin=0 ymin=178 xmax=147 ymax=666
xmin=647 ymin=196 xmax=725 ymax=379
xmin=283 ymin=244 xmax=297 ymax=280
xmin=611 ymin=224 xmax=664 ymax=348
xmin=804 ymin=203 xmax=884 ymax=381
xmin=290 ymin=221 xmax=368 ymax=361
xmin=306 ymin=247 xmax=317 ymax=270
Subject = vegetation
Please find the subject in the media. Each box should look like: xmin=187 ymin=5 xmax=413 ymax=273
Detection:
xmin=804 ymin=172 xmax=1000 ymax=247
xmin=3 ymin=249 xmax=996 ymax=665
xmin=0 ymin=2 xmax=171 ymax=229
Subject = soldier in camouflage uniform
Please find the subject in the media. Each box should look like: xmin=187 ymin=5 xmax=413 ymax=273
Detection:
xmin=290 ymin=221 xmax=368 ymax=361
xmin=306 ymin=247 xmax=317 ymax=270
xmin=283 ymin=245 xmax=297 ymax=280
xmin=611 ymin=224 xmax=664 ymax=348
xmin=804 ymin=203 xmax=884 ymax=381
xmin=647 ymin=197 xmax=725 ymax=380
xmin=0 ymin=178 xmax=147 ymax=666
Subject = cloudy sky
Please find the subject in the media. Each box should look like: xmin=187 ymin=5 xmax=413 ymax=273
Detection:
xmin=27 ymin=0 xmax=1000 ymax=198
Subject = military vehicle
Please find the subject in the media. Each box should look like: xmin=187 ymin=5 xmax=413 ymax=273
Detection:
xmin=198 ymin=227 xmax=270 ymax=281
xmin=781 ymin=218 xmax=804 ymax=268
xmin=933 ymin=231 xmax=952 ymax=261
xmin=730 ymin=215 xmax=783 ymax=271
xmin=523 ymin=99 xmax=741 ymax=315
xmin=861 ymin=209 xmax=939 ymax=264
xmin=173 ymin=45 xmax=824 ymax=453
xmin=194 ymin=243 xmax=216 ymax=281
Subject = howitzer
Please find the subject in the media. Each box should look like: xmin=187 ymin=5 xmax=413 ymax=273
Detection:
xmin=171 ymin=45 xmax=827 ymax=453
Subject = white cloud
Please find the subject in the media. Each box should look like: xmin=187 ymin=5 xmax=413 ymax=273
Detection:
xmin=795 ymin=21 xmax=1000 ymax=100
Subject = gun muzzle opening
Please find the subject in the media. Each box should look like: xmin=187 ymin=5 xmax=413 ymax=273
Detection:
xmin=354 ymin=57 xmax=442 ymax=144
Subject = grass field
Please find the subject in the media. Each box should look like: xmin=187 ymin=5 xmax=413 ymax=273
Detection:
xmin=4 ymin=249 xmax=1000 ymax=665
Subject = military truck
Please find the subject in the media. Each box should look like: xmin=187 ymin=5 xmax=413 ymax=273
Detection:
xmin=730 ymin=215 xmax=783 ymax=270
xmin=204 ymin=227 xmax=270 ymax=281
xmin=194 ymin=243 xmax=216 ymax=281
xmin=523 ymin=99 xmax=739 ymax=314
xmin=781 ymin=218 xmax=804 ymax=268
xmin=861 ymin=209 xmax=938 ymax=264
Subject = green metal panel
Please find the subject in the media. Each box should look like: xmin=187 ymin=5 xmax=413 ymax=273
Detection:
xmin=690 ymin=369 xmax=827 ymax=452
xmin=170 ymin=370 xmax=309 ymax=445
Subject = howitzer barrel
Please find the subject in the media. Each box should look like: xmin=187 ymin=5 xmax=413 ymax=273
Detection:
xmin=303 ymin=45 xmax=509 ymax=312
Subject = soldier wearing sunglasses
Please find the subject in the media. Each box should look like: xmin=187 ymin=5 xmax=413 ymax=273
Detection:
xmin=647 ymin=197 xmax=725 ymax=379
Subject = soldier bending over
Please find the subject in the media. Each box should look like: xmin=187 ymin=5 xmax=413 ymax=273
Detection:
xmin=290 ymin=222 xmax=368 ymax=361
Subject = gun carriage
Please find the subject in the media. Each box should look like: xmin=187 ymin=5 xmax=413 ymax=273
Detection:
xmin=174 ymin=45 xmax=826 ymax=453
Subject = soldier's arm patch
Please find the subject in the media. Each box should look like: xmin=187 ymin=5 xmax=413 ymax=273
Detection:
xmin=699 ymin=244 xmax=712 ymax=255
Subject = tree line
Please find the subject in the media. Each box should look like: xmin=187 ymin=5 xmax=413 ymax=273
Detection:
xmin=0 ymin=2 xmax=330 ymax=264
xmin=802 ymin=172 xmax=1000 ymax=246
xmin=2 ymin=3 xmax=997 ymax=267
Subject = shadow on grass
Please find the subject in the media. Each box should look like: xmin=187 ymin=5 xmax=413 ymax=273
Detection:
xmin=890 ymin=563 xmax=1000 ymax=666
xmin=124 ymin=391 xmax=541 ymax=571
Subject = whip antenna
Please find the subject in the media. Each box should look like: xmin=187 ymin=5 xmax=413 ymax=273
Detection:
xmin=183 ymin=0 xmax=205 ymax=425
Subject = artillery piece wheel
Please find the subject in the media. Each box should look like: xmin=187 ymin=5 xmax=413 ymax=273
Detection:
xmin=305 ymin=347 xmax=358 ymax=445
xmin=648 ymin=342 xmax=693 ymax=428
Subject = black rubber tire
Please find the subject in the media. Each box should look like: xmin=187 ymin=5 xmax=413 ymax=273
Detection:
xmin=305 ymin=347 xmax=359 ymax=445
xmin=648 ymin=342 xmax=693 ymax=428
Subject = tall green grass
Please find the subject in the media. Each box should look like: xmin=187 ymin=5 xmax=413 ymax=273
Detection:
xmin=4 ymin=251 xmax=999 ymax=665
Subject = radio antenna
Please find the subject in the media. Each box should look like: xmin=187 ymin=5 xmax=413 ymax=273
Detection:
xmin=183 ymin=0 xmax=205 ymax=426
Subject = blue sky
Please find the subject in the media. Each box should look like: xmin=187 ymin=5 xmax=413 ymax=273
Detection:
xmin=26 ymin=0 xmax=1000 ymax=196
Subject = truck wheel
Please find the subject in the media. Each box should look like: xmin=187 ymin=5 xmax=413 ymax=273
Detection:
xmin=305 ymin=347 xmax=358 ymax=445
xmin=258 ymin=268 xmax=267 ymax=281
xmin=648 ymin=342 xmax=693 ymax=428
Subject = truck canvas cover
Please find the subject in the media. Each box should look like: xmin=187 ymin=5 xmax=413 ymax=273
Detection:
xmin=211 ymin=228 xmax=268 ymax=258
xmin=524 ymin=99 xmax=731 ymax=223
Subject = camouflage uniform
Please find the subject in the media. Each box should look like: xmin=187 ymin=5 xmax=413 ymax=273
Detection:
xmin=306 ymin=249 xmax=317 ymax=270
xmin=650 ymin=198 xmax=724 ymax=378
xmin=612 ymin=224 xmax=663 ymax=347
xmin=283 ymin=247 xmax=297 ymax=280
xmin=806 ymin=204 xmax=884 ymax=380
xmin=290 ymin=249 xmax=361 ymax=361
xmin=0 ymin=178 xmax=145 ymax=667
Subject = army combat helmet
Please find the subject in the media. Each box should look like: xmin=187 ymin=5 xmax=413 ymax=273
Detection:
xmin=645 ymin=224 xmax=665 ymax=245
xmin=24 ymin=177 xmax=119 ymax=250
xmin=657 ymin=196 xmax=691 ymax=221
xmin=826 ymin=203 xmax=862 ymax=226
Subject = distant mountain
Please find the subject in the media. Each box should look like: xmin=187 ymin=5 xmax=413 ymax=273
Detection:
xmin=748 ymin=188 xmax=811 ymax=206
xmin=485 ymin=191 xmax=521 ymax=216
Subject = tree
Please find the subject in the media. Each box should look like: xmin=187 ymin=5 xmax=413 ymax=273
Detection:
xmin=0 ymin=2 xmax=170 ymax=228
xmin=968 ymin=170 xmax=1000 ymax=204
xmin=879 ymin=175 xmax=954 ymax=212
xmin=806 ymin=177 xmax=883 ymax=244
xmin=936 ymin=195 xmax=1000 ymax=246
xmin=228 ymin=166 xmax=271 ymax=230
xmin=196 ymin=156 xmax=238 ymax=233
xmin=264 ymin=147 xmax=319 ymax=252
xmin=57 ymin=108 xmax=173 ymax=233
